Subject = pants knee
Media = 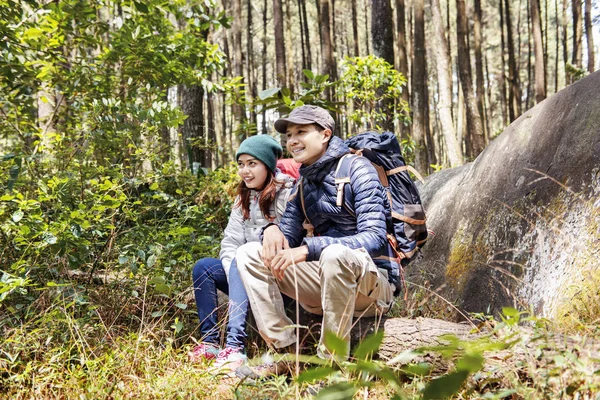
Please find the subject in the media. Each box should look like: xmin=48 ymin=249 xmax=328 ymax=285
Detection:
xmin=320 ymin=244 xmax=353 ymax=278
xmin=192 ymin=258 xmax=219 ymax=283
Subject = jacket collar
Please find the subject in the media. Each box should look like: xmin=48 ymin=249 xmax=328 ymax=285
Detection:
xmin=300 ymin=136 xmax=349 ymax=181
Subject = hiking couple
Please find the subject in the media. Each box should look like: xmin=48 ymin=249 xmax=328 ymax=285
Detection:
xmin=191 ymin=105 xmax=402 ymax=377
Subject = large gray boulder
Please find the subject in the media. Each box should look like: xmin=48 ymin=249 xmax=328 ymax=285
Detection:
xmin=411 ymin=71 xmax=600 ymax=321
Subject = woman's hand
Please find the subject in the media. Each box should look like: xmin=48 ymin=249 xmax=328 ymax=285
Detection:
xmin=270 ymin=246 xmax=308 ymax=281
xmin=262 ymin=225 xmax=289 ymax=268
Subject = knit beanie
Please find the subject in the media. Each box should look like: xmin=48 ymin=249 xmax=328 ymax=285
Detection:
xmin=236 ymin=135 xmax=283 ymax=173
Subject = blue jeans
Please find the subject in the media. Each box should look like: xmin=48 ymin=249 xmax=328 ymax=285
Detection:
xmin=191 ymin=258 xmax=248 ymax=350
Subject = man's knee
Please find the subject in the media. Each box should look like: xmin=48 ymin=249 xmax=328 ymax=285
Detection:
xmin=319 ymin=244 xmax=356 ymax=278
xmin=235 ymin=242 xmax=263 ymax=272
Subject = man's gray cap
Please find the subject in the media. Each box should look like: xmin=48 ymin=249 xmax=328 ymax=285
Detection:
xmin=274 ymin=105 xmax=335 ymax=134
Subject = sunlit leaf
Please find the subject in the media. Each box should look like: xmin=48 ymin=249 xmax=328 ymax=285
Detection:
xmin=315 ymin=382 xmax=356 ymax=400
xmin=422 ymin=370 xmax=469 ymax=400
xmin=353 ymin=331 xmax=383 ymax=360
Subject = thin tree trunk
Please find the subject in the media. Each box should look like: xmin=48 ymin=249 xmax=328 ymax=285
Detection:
xmin=372 ymin=0 xmax=395 ymax=65
xmin=431 ymin=0 xmax=462 ymax=167
xmin=526 ymin=0 xmax=533 ymax=109
xmin=246 ymin=0 xmax=257 ymax=128
xmin=504 ymin=0 xmax=521 ymax=121
xmin=572 ymin=0 xmax=582 ymax=68
xmin=352 ymin=0 xmax=360 ymax=56
xmin=180 ymin=85 xmax=205 ymax=171
xmin=562 ymin=0 xmax=568 ymax=83
xmin=231 ymin=0 xmax=245 ymax=140
xmin=456 ymin=0 xmax=484 ymax=158
xmin=273 ymin=0 xmax=287 ymax=87
xmin=301 ymin=0 xmax=312 ymax=71
xmin=584 ymin=0 xmax=595 ymax=73
xmin=473 ymin=0 xmax=487 ymax=144
xmin=412 ymin=0 xmax=429 ymax=172
xmin=531 ymin=0 xmax=546 ymax=103
xmin=284 ymin=0 xmax=296 ymax=89
xmin=320 ymin=0 xmax=336 ymax=96
xmin=298 ymin=0 xmax=307 ymax=70
xmin=364 ymin=0 xmax=370 ymax=54
xmin=499 ymin=0 xmax=508 ymax=127
xmin=261 ymin=0 xmax=268 ymax=134
xmin=396 ymin=0 xmax=409 ymax=105
xmin=554 ymin=0 xmax=559 ymax=92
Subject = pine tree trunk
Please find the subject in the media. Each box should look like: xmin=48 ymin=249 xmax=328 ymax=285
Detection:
xmin=352 ymin=0 xmax=360 ymax=56
xmin=584 ymin=0 xmax=595 ymax=73
xmin=319 ymin=0 xmax=336 ymax=96
xmin=430 ymin=0 xmax=462 ymax=167
xmin=180 ymin=85 xmax=205 ymax=170
xmin=572 ymin=0 xmax=582 ymax=69
xmin=504 ymin=0 xmax=521 ymax=121
xmin=499 ymin=0 xmax=508 ymax=127
xmin=273 ymin=0 xmax=287 ymax=87
xmin=531 ymin=0 xmax=546 ymax=103
xmin=562 ymin=0 xmax=568 ymax=82
xmin=396 ymin=0 xmax=409 ymax=108
xmin=246 ymin=0 xmax=257 ymax=127
xmin=262 ymin=0 xmax=268 ymax=134
xmin=412 ymin=0 xmax=429 ymax=172
xmin=554 ymin=0 xmax=559 ymax=91
xmin=371 ymin=0 xmax=395 ymax=65
xmin=456 ymin=0 xmax=484 ymax=158
xmin=473 ymin=0 xmax=487 ymax=144
xmin=364 ymin=0 xmax=370 ymax=54
xmin=301 ymin=0 xmax=312 ymax=71
xmin=232 ymin=0 xmax=246 ymax=140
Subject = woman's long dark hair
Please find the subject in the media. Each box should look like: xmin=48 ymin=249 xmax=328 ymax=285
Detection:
xmin=234 ymin=170 xmax=282 ymax=220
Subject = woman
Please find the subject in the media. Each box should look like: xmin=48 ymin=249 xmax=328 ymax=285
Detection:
xmin=190 ymin=135 xmax=293 ymax=373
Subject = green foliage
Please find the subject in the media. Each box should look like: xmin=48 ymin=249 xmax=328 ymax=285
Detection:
xmin=256 ymin=69 xmax=341 ymax=115
xmin=339 ymin=55 xmax=410 ymax=131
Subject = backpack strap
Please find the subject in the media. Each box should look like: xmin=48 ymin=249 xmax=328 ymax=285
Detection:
xmin=334 ymin=154 xmax=357 ymax=216
xmin=386 ymin=165 xmax=425 ymax=184
xmin=297 ymin=176 xmax=314 ymax=237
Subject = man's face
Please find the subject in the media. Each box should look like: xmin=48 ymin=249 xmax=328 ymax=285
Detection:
xmin=285 ymin=123 xmax=331 ymax=166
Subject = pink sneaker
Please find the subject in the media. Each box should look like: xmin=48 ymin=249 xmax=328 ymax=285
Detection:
xmin=213 ymin=347 xmax=247 ymax=373
xmin=189 ymin=342 xmax=220 ymax=361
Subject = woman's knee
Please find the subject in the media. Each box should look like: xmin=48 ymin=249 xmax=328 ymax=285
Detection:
xmin=192 ymin=258 xmax=220 ymax=282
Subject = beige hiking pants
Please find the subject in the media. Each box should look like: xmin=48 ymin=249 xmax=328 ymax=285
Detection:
xmin=235 ymin=242 xmax=395 ymax=358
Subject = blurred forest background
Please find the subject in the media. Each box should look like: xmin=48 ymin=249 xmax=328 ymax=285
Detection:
xmin=0 ymin=0 xmax=599 ymax=397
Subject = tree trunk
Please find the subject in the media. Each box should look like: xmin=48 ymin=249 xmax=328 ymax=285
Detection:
xmin=456 ymin=0 xmax=484 ymax=158
xmin=301 ymin=0 xmax=312 ymax=71
xmin=562 ymin=0 xmax=568 ymax=82
xmin=499 ymin=0 xmax=508 ymax=127
xmin=473 ymin=0 xmax=487 ymax=144
xmin=273 ymin=0 xmax=287 ymax=87
xmin=531 ymin=0 xmax=546 ymax=103
xmin=180 ymin=85 xmax=205 ymax=171
xmin=246 ymin=0 xmax=257 ymax=127
xmin=572 ymin=0 xmax=582 ymax=69
xmin=430 ymin=0 xmax=462 ymax=167
xmin=352 ymin=0 xmax=360 ymax=56
xmin=262 ymin=0 xmax=268 ymax=134
xmin=371 ymin=0 xmax=395 ymax=65
xmin=364 ymin=0 xmax=370 ymax=55
xmin=412 ymin=0 xmax=429 ymax=173
xmin=584 ymin=0 xmax=595 ymax=73
xmin=319 ymin=0 xmax=336 ymax=96
xmin=554 ymin=0 xmax=559 ymax=92
xmin=231 ymin=0 xmax=246 ymax=141
xmin=504 ymin=0 xmax=521 ymax=122
xmin=396 ymin=0 xmax=409 ymax=106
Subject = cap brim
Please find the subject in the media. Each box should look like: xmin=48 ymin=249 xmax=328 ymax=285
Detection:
xmin=274 ymin=116 xmax=318 ymax=133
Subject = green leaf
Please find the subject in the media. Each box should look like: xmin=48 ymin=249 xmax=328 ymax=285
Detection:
xmin=456 ymin=353 xmax=484 ymax=373
xmin=315 ymin=382 xmax=356 ymax=400
xmin=154 ymin=283 xmax=171 ymax=295
xmin=387 ymin=350 xmax=421 ymax=365
xmin=151 ymin=310 xmax=165 ymax=318
xmin=422 ymin=370 xmax=469 ymax=400
xmin=296 ymin=366 xmax=336 ymax=383
xmin=323 ymin=331 xmax=348 ymax=358
xmin=146 ymin=254 xmax=157 ymax=268
xmin=353 ymin=331 xmax=383 ymax=360
xmin=303 ymin=69 xmax=315 ymax=80
xmin=149 ymin=182 xmax=159 ymax=190
xmin=134 ymin=1 xmax=149 ymax=13
xmin=258 ymin=87 xmax=281 ymax=100
xmin=12 ymin=210 xmax=23 ymax=223
xmin=148 ymin=276 xmax=165 ymax=285
xmin=118 ymin=256 xmax=129 ymax=265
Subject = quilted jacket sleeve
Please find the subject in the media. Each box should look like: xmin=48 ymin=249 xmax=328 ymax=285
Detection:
xmin=277 ymin=185 xmax=307 ymax=249
xmin=301 ymin=157 xmax=389 ymax=261
xmin=218 ymin=198 xmax=246 ymax=275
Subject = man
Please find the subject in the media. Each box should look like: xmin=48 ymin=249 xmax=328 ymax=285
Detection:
xmin=235 ymin=105 xmax=400 ymax=369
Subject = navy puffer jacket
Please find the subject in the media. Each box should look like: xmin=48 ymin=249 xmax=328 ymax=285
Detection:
xmin=279 ymin=136 xmax=400 ymax=283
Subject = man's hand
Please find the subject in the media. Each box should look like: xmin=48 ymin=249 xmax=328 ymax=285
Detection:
xmin=271 ymin=246 xmax=308 ymax=281
xmin=262 ymin=225 xmax=289 ymax=268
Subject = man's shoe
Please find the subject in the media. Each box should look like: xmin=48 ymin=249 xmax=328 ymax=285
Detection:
xmin=188 ymin=342 xmax=220 ymax=361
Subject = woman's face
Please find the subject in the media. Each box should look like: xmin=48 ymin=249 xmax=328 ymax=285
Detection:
xmin=237 ymin=154 xmax=269 ymax=190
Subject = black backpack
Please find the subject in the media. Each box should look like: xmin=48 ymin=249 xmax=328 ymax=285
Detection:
xmin=334 ymin=131 xmax=429 ymax=265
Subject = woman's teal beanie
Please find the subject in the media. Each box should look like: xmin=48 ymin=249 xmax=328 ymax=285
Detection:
xmin=236 ymin=135 xmax=283 ymax=173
